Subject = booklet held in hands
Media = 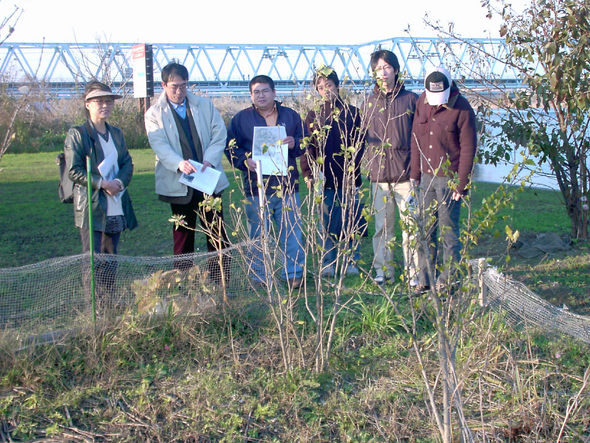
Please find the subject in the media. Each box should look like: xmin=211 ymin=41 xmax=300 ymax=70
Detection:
xmin=178 ymin=160 xmax=221 ymax=195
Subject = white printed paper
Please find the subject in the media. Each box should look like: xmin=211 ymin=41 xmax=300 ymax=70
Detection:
xmin=98 ymin=152 xmax=124 ymax=202
xmin=252 ymin=126 xmax=288 ymax=176
xmin=178 ymin=160 xmax=221 ymax=195
xmin=98 ymin=152 xmax=118 ymax=180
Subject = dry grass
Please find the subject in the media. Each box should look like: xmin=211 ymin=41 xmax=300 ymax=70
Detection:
xmin=0 ymin=288 xmax=589 ymax=441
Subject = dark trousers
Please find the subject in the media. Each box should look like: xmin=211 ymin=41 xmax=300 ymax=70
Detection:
xmin=171 ymin=190 xmax=231 ymax=285
xmin=417 ymin=174 xmax=461 ymax=286
xmin=80 ymin=229 xmax=120 ymax=254
xmin=322 ymin=187 xmax=363 ymax=266
xmin=80 ymin=229 xmax=121 ymax=307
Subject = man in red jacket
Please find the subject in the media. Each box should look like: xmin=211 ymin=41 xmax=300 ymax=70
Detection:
xmin=410 ymin=66 xmax=477 ymax=291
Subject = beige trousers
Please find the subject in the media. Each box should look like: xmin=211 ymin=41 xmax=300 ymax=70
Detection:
xmin=371 ymin=181 xmax=418 ymax=280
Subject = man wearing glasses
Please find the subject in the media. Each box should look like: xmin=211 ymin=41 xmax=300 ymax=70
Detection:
xmin=225 ymin=75 xmax=306 ymax=289
xmin=363 ymin=50 xmax=419 ymax=287
xmin=145 ymin=62 xmax=231 ymax=282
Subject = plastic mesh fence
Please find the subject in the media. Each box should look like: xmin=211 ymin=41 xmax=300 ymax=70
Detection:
xmin=472 ymin=259 xmax=590 ymax=343
xmin=0 ymin=241 xmax=254 ymax=347
xmin=2 ymin=252 xmax=589 ymax=348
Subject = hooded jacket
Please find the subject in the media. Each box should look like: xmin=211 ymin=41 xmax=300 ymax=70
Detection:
xmin=363 ymin=83 xmax=418 ymax=183
xmin=410 ymin=82 xmax=477 ymax=194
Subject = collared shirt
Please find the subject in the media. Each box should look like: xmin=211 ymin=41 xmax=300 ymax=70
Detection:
xmin=170 ymin=100 xmax=187 ymax=119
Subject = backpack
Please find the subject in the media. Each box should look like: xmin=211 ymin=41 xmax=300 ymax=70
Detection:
xmin=56 ymin=152 xmax=74 ymax=203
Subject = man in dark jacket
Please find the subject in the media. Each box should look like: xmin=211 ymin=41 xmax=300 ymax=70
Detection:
xmin=300 ymin=66 xmax=365 ymax=277
xmin=364 ymin=50 xmax=419 ymax=286
xmin=226 ymin=75 xmax=306 ymax=289
xmin=410 ymin=66 xmax=477 ymax=291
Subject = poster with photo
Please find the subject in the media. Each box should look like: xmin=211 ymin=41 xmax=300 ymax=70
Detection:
xmin=252 ymin=126 xmax=288 ymax=176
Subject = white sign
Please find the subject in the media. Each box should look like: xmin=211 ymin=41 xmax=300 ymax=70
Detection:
xmin=132 ymin=44 xmax=148 ymax=98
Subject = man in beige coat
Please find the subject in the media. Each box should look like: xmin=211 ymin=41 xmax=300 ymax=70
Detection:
xmin=145 ymin=62 xmax=230 ymax=281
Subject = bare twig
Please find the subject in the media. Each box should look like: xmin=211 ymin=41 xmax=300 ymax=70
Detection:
xmin=557 ymin=365 xmax=590 ymax=442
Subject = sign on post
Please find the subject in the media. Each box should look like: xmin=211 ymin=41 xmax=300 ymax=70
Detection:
xmin=131 ymin=44 xmax=154 ymax=98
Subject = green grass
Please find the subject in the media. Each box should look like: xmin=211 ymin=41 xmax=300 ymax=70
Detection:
xmin=0 ymin=151 xmax=571 ymax=268
xmin=469 ymin=182 xmax=570 ymax=234
xmin=1 ymin=152 xmax=590 ymax=440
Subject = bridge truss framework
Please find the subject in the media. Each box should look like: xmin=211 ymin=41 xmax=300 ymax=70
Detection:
xmin=0 ymin=37 xmax=525 ymax=96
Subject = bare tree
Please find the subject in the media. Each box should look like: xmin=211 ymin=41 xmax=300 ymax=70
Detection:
xmin=0 ymin=2 xmax=23 ymax=163
xmin=0 ymin=2 xmax=21 ymax=46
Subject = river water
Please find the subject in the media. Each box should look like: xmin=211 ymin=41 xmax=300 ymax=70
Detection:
xmin=472 ymin=156 xmax=558 ymax=190
xmin=472 ymin=110 xmax=559 ymax=191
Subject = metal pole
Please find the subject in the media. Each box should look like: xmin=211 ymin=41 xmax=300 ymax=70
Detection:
xmin=256 ymin=160 xmax=271 ymax=288
xmin=86 ymin=155 xmax=96 ymax=325
xmin=256 ymin=160 xmax=266 ymax=237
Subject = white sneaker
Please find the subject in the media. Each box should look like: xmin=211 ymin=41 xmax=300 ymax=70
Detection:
xmin=374 ymin=275 xmax=386 ymax=285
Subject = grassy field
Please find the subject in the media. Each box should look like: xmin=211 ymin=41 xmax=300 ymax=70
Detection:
xmin=1 ymin=151 xmax=589 ymax=440
xmin=0 ymin=149 xmax=573 ymax=263
xmin=0 ymin=149 xmax=222 ymax=264
xmin=1 ymin=149 xmax=586 ymax=308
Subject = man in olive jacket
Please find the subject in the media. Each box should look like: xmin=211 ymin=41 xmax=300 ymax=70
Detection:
xmin=410 ymin=66 xmax=477 ymax=290
xmin=363 ymin=50 xmax=419 ymax=286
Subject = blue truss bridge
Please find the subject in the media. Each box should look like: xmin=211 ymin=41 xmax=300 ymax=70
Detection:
xmin=0 ymin=37 xmax=524 ymax=97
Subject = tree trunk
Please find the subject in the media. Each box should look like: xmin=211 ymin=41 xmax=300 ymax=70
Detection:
xmin=551 ymin=152 xmax=588 ymax=239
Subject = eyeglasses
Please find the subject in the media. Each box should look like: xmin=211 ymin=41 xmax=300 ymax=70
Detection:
xmin=88 ymin=98 xmax=114 ymax=105
xmin=252 ymin=88 xmax=272 ymax=96
xmin=167 ymin=82 xmax=188 ymax=91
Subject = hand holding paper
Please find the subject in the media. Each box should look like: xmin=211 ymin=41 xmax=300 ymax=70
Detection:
xmin=281 ymin=135 xmax=295 ymax=149
xmin=178 ymin=159 xmax=221 ymax=195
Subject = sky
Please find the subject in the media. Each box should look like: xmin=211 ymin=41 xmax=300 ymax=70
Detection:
xmin=5 ymin=0 xmax=528 ymax=45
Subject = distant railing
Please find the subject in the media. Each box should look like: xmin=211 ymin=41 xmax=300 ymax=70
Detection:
xmin=0 ymin=37 xmax=526 ymax=96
